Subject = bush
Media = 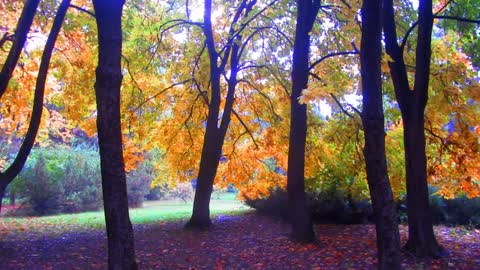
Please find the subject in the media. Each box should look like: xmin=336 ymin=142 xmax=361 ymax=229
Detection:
xmin=169 ymin=182 xmax=194 ymax=203
xmin=247 ymin=187 xmax=480 ymax=227
xmin=127 ymin=163 xmax=153 ymax=208
xmin=12 ymin=147 xmax=102 ymax=215
xmin=21 ymin=155 xmax=64 ymax=215
xmin=11 ymin=146 xmax=159 ymax=215
xmin=430 ymin=195 xmax=480 ymax=228
xmin=244 ymin=188 xmax=372 ymax=224
xmin=145 ymin=184 xmax=169 ymax=201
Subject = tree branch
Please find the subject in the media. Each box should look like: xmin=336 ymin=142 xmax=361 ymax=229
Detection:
xmin=69 ymin=4 xmax=95 ymax=17
xmin=434 ymin=15 xmax=480 ymax=24
xmin=132 ymin=80 xmax=191 ymax=112
xmin=232 ymin=110 xmax=259 ymax=149
xmin=309 ymin=51 xmax=358 ymax=71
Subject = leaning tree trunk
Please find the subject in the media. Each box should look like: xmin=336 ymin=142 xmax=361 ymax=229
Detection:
xmin=360 ymin=0 xmax=401 ymax=268
xmin=186 ymin=126 xmax=222 ymax=229
xmin=287 ymin=0 xmax=319 ymax=242
xmin=0 ymin=0 xmax=40 ymax=98
xmin=383 ymin=0 xmax=444 ymax=257
xmin=0 ymin=0 xmax=69 ymax=214
xmin=186 ymin=0 xmax=247 ymax=229
xmin=92 ymin=0 xmax=138 ymax=269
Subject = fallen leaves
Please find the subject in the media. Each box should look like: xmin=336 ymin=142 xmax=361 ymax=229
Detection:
xmin=0 ymin=213 xmax=479 ymax=269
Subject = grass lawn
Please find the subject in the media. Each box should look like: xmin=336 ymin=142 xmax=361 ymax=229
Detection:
xmin=0 ymin=192 xmax=251 ymax=235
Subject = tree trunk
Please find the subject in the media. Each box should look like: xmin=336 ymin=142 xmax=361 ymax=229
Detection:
xmin=9 ymin=190 xmax=15 ymax=206
xmin=402 ymin=111 xmax=444 ymax=257
xmin=92 ymin=1 xmax=138 ymax=269
xmin=287 ymin=0 xmax=319 ymax=242
xmin=186 ymin=126 xmax=221 ymax=229
xmin=383 ymin=0 xmax=444 ymax=257
xmin=0 ymin=0 xmax=40 ymax=98
xmin=186 ymin=0 xmax=247 ymax=229
xmin=0 ymin=181 xmax=7 ymax=214
xmin=360 ymin=0 xmax=401 ymax=268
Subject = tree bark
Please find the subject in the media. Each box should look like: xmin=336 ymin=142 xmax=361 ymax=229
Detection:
xmin=287 ymin=0 xmax=319 ymax=242
xmin=0 ymin=0 xmax=69 ymax=215
xmin=360 ymin=0 xmax=401 ymax=268
xmin=92 ymin=1 xmax=138 ymax=269
xmin=383 ymin=0 xmax=444 ymax=257
xmin=0 ymin=0 xmax=40 ymax=99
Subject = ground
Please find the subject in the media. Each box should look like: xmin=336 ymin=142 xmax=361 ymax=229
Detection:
xmin=0 ymin=211 xmax=479 ymax=269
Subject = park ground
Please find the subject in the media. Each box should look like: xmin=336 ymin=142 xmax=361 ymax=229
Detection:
xmin=0 ymin=196 xmax=479 ymax=270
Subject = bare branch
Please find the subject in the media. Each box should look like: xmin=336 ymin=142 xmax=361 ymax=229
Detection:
xmin=330 ymin=93 xmax=354 ymax=118
xmin=434 ymin=15 xmax=480 ymax=24
xmin=69 ymin=4 xmax=95 ymax=17
xmin=232 ymin=110 xmax=259 ymax=149
xmin=132 ymin=80 xmax=191 ymax=112
xmin=309 ymin=51 xmax=358 ymax=71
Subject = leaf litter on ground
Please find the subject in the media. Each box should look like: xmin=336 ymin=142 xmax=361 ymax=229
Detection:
xmin=0 ymin=212 xmax=479 ymax=269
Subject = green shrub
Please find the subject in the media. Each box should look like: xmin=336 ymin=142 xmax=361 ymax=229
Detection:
xmin=11 ymin=146 xmax=163 ymax=215
xmin=244 ymin=188 xmax=373 ymax=224
xmin=12 ymin=147 xmax=102 ymax=215
xmin=127 ymin=163 xmax=153 ymax=208
xmin=21 ymin=154 xmax=64 ymax=215
xmin=430 ymin=195 xmax=480 ymax=228
xmin=247 ymin=187 xmax=480 ymax=227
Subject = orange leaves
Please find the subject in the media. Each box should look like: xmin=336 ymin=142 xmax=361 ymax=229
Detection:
xmin=123 ymin=138 xmax=144 ymax=172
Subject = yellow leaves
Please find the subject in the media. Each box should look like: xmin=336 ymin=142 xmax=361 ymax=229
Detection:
xmin=380 ymin=53 xmax=394 ymax=73
xmin=298 ymin=88 xmax=313 ymax=104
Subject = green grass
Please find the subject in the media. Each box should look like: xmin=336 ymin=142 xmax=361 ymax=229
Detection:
xmin=0 ymin=194 xmax=250 ymax=235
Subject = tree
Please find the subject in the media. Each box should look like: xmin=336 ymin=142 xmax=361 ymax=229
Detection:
xmin=287 ymin=0 xmax=320 ymax=242
xmin=382 ymin=0 xmax=444 ymax=257
xmin=0 ymin=0 xmax=69 ymax=213
xmin=359 ymin=0 xmax=401 ymax=268
xmin=0 ymin=0 xmax=40 ymax=99
xmin=186 ymin=0 xmax=270 ymax=229
xmin=92 ymin=0 xmax=138 ymax=268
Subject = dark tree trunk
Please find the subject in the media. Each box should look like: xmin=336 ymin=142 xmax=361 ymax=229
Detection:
xmin=0 ymin=0 xmax=69 ymax=215
xmin=187 ymin=0 xmax=251 ymax=229
xmin=92 ymin=1 xmax=138 ymax=269
xmin=9 ymin=190 xmax=15 ymax=206
xmin=186 ymin=0 xmax=222 ymax=228
xmin=383 ymin=0 xmax=444 ymax=257
xmin=186 ymin=127 xmax=221 ymax=229
xmin=403 ymin=112 xmax=444 ymax=257
xmin=0 ymin=0 xmax=40 ymax=98
xmin=287 ymin=0 xmax=319 ymax=242
xmin=0 ymin=181 xmax=7 ymax=214
xmin=360 ymin=0 xmax=401 ymax=268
